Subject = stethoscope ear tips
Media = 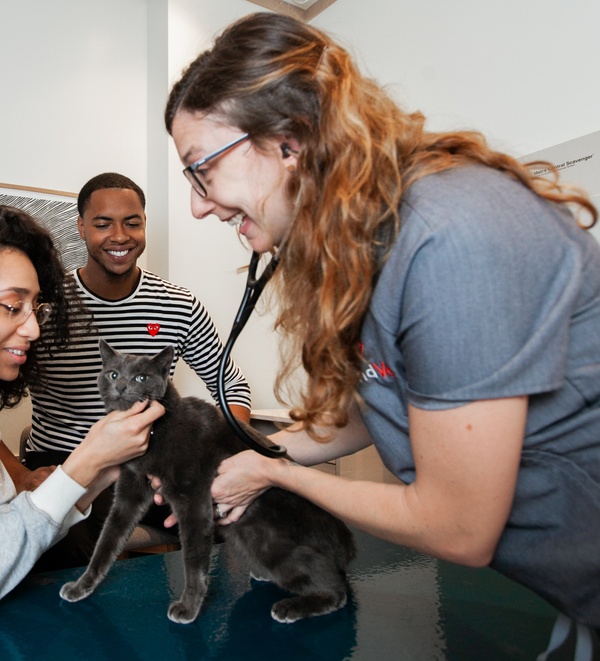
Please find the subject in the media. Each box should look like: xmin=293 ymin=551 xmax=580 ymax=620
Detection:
xmin=280 ymin=143 xmax=298 ymax=159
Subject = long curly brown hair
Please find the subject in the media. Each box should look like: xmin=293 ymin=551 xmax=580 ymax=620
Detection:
xmin=0 ymin=206 xmax=83 ymax=409
xmin=166 ymin=12 xmax=597 ymax=438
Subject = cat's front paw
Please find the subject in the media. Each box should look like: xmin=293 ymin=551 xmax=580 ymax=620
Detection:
xmin=59 ymin=580 xmax=93 ymax=602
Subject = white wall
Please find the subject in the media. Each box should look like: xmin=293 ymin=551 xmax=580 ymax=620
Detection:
xmin=314 ymin=0 xmax=600 ymax=156
xmin=0 ymin=0 xmax=599 ymax=450
xmin=0 ymin=0 xmax=148 ymax=193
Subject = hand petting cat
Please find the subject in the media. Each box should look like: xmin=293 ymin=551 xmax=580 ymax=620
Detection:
xmin=63 ymin=399 xmax=165 ymax=499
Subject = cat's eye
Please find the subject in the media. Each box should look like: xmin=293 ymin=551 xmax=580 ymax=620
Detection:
xmin=135 ymin=374 xmax=148 ymax=383
xmin=108 ymin=371 xmax=119 ymax=380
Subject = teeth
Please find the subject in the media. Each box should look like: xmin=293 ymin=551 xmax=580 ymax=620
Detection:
xmin=227 ymin=212 xmax=244 ymax=227
xmin=108 ymin=250 xmax=129 ymax=257
xmin=8 ymin=349 xmax=25 ymax=356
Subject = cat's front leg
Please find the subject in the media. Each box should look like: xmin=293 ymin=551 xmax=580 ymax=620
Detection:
xmin=164 ymin=493 xmax=213 ymax=624
xmin=60 ymin=471 xmax=153 ymax=603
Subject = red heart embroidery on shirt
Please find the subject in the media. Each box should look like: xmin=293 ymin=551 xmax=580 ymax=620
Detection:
xmin=147 ymin=323 xmax=160 ymax=337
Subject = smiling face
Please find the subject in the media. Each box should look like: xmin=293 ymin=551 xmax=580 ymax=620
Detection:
xmin=0 ymin=249 xmax=41 ymax=382
xmin=171 ymin=110 xmax=297 ymax=253
xmin=77 ymin=188 xmax=146 ymax=285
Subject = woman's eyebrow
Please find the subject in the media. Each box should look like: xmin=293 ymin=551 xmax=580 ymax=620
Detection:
xmin=183 ymin=145 xmax=203 ymax=164
xmin=0 ymin=286 xmax=29 ymax=296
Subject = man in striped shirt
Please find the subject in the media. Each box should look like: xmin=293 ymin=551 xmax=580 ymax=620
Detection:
xmin=23 ymin=172 xmax=252 ymax=569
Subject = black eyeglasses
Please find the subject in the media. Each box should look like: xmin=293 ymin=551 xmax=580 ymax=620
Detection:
xmin=0 ymin=301 xmax=53 ymax=326
xmin=183 ymin=133 xmax=250 ymax=198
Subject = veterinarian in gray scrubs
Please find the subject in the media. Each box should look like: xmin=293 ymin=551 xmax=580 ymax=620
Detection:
xmin=0 ymin=205 xmax=163 ymax=599
xmin=160 ymin=11 xmax=600 ymax=648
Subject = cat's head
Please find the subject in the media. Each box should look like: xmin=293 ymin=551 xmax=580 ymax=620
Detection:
xmin=97 ymin=339 xmax=175 ymax=411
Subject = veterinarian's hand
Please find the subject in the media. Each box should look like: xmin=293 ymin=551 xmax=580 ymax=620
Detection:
xmin=210 ymin=451 xmax=273 ymax=525
xmin=212 ymin=503 xmax=250 ymax=525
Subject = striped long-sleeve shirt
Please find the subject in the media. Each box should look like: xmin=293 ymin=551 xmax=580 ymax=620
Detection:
xmin=26 ymin=269 xmax=251 ymax=453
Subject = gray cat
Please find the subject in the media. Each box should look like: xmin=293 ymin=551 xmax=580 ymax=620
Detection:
xmin=59 ymin=340 xmax=355 ymax=624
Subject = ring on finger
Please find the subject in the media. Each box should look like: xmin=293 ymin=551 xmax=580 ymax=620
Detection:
xmin=215 ymin=504 xmax=228 ymax=519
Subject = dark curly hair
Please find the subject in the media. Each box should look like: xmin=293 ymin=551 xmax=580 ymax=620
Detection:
xmin=0 ymin=205 xmax=76 ymax=409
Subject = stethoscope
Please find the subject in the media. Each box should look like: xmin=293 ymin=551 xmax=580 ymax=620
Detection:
xmin=216 ymin=251 xmax=288 ymax=458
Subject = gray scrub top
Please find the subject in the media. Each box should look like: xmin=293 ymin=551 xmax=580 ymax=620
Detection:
xmin=359 ymin=165 xmax=600 ymax=626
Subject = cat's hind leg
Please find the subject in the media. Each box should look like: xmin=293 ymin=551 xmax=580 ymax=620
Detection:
xmin=265 ymin=546 xmax=349 ymax=623
xmin=60 ymin=471 xmax=153 ymax=603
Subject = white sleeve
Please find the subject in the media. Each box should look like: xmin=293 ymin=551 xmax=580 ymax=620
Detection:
xmin=29 ymin=465 xmax=89 ymax=530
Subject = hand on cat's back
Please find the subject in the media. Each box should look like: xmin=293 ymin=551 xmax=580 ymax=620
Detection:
xmin=211 ymin=451 xmax=272 ymax=514
xmin=147 ymin=473 xmax=246 ymax=527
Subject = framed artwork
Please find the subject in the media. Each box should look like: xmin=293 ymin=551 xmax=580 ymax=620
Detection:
xmin=0 ymin=183 xmax=87 ymax=271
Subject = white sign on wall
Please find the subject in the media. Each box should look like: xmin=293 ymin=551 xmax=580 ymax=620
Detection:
xmin=521 ymin=130 xmax=600 ymax=242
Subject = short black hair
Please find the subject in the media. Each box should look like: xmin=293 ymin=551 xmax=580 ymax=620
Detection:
xmin=77 ymin=172 xmax=146 ymax=216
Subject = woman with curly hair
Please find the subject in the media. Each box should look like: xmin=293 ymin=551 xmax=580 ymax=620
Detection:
xmin=0 ymin=205 xmax=164 ymax=599
xmin=163 ymin=12 xmax=600 ymax=633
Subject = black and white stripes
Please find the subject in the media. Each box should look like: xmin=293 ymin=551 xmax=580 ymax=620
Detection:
xmin=27 ymin=269 xmax=251 ymax=453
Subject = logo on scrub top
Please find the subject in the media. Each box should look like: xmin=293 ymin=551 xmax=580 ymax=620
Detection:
xmin=359 ymin=342 xmax=395 ymax=382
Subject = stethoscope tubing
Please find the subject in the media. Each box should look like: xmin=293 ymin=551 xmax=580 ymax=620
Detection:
xmin=216 ymin=251 xmax=288 ymax=458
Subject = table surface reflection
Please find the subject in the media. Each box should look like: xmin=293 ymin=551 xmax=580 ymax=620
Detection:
xmin=0 ymin=528 xmax=561 ymax=660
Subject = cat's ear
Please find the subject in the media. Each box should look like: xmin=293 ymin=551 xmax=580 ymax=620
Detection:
xmin=156 ymin=345 xmax=175 ymax=376
xmin=98 ymin=339 xmax=118 ymax=362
